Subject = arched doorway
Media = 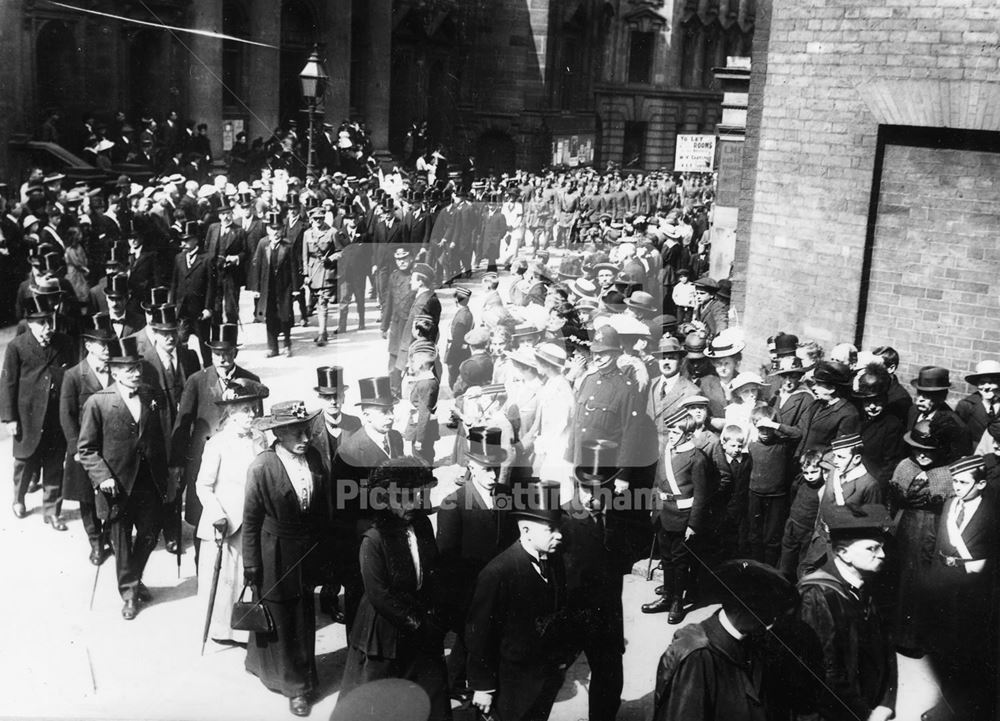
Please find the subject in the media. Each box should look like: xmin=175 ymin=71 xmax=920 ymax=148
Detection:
xmin=476 ymin=130 xmax=516 ymax=176
xmin=36 ymin=21 xmax=78 ymax=114
xmin=128 ymin=29 xmax=169 ymax=120
xmin=279 ymin=0 xmax=320 ymax=126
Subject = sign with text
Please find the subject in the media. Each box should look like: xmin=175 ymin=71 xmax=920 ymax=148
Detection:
xmin=551 ymin=134 xmax=594 ymax=168
xmin=674 ymin=134 xmax=717 ymax=172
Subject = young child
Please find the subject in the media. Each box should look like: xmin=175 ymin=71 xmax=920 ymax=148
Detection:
xmin=683 ymin=395 xmax=720 ymax=459
xmin=671 ymin=267 xmax=695 ymax=322
xmin=400 ymin=348 xmax=439 ymax=464
xmin=711 ymin=424 xmax=751 ymax=560
xmin=746 ymin=405 xmax=802 ymax=567
xmin=778 ymin=450 xmax=825 ymax=581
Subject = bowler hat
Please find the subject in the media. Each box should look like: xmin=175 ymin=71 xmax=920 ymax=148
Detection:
xmin=771 ymin=359 xmax=807 ymax=378
xmin=356 ymin=376 xmax=395 ymax=407
xmin=966 ymin=360 xmax=1000 ymax=385
xmin=107 ymin=335 xmax=143 ymax=365
xmin=314 ymin=366 xmax=347 ymax=395
xmin=624 ymin=291 xmax=658 ymax=316
xmin=149 ymin=304 xmax=179 ymax=331
xmin=254 ymin=400 xmax=320 ymax=431
xmin=903 ymin=420 xmax=940 ymax=450
xmin=22 ymin=294 xmax=58 ymax=320
xmin=599 ymin=289 xmax=626 ymax=313
xmin=811 ymin=360 xmax=852 ymax=387
xmin=205 ymin=323 xmax=240 ymax=351
xmin=141 ymin=286 xmax=171 ymax=311
xmin=773 ymin=332 xmax=799 ymax=357
xmin=651 ymin=336 xmax=686 ymax=357
xmin=81 ymin=313 xmax=114 ymax=341
xmin=511 ymin=480 xmax=563 ymax=524
xmin=214 ymin=378 xmax=269 ymax=406
xmin=716 ymin=279 xmax=732 ymax=301
xmin=826 ymin=503 xmax=894 ymax=543
xmin=465 ymin=426 xmax=509 ymax=466
xmin=329 ymin=675 xmax=431 ymax=721
xmin=911 ymin=366 xmax=951 ymax=392
xmin=105 ymin=273 xmax=130 ymax=300
xmin=574 ymin=440 xmax=620 ymax=487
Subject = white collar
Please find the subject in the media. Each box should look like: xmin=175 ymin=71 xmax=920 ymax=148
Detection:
xmin=840 ymin=462 xmax=868 ymax=484
xmin=833 ymin=558 xmax=865 ymax=590
xmin=718 ymin=610 xmax=745 ymax=641
xmin=519 ymin=537 xmax=544 ymax=562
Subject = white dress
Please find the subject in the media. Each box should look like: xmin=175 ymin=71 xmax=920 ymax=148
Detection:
xmin=195 ymin=426 xmax=267 ymax=643
xmin=529 ymin=375 xmax=575 ymax=499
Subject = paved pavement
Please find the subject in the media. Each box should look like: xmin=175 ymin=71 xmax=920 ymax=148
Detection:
xmin=0 ymin=274 xmax=940 ymax=720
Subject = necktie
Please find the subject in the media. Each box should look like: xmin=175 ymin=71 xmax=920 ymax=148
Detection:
xmin=382 ymin=435 xmax=392 ymax=457
xmin=990 ymin=404 xmax=999 ymax=421
xmin=165 ymin=355 xmax=176 ymax=382
xmin=956 ymin=500 xmax=966 ymax=528
xmin=537 ymin=557 xmax=549 ymax=582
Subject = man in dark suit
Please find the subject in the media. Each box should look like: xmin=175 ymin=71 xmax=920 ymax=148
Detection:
xmin=248 ymin=211 xmax=302 ymax=358
xmin=437 ymin=426 xmax=516 ymax=695
xmin=905 ymin=366 xmax=971 ymax=461
xmin=336 ymin=214 xmax=369 ymax=333
xmin=956 ymin=361 xmax=1000 ymax=451
xmin=78 ymin=335 xmax=172 ymax=620
xmin=380 ymin=248 xmax=415 ymax=397
xmin=202 ymin=200 xmax=247 ymax=324
xmin=170 ymin=323 xmax=259 ymax=557
xmin=466 ymin=481 xmax=570 ymax=721
xmin=444 ymin=287 xmax=473 ymax=392
xmin=170 ymin=221 xmax=215 ymax=363
xmin=1 ymin=295 xmax=75 ymax=524
xmin=103 ymin=273 xmax=142 ymax=339
xmin=61 ymin=314 xmax=116 ymax=564
xmin=126 ymin=232 xmax=165 ymax=321
xmin=394 ymin=262 xmax=441 ymax=382
xmin=283 ymin=201 xmax=309 ymax=325
xmin=338 ymin=376 xmax=404 ymax=479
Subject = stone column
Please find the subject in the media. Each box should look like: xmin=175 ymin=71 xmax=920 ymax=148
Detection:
xmin=188 ymin=0 xmax=223 ymax=160
xmin=246 ymin=0 xmax=281 ymax=142
xmin=323 ymin=0 xmax=352 ymax=127
xmin=364 ymin=0 xmax=392 ymax=158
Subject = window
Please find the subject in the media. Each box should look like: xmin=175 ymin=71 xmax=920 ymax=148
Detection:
xmin=628 ymin=31 xmax=654 ymax=84
xmin=622 ymin=121 xmax=647 ymax=167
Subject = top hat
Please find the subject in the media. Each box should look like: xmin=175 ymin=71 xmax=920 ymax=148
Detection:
xmin=511 ymin=480 xmax=563 ymax=524
xmin=772 ymin=332 xmax=799 ymax=357
xmin=32 ymin=252 xmax=65 ymax=275
xmin=236 ymin=190 xmax=254 ymax=206
xmin=81 ymin=312 xmax=114 ymax=341
xmin=107 ymin=241 xmax=130 ymax=267
xmin=216 ymin=196 xmax=234 ymax=212
xmin=214 ymin=378 xmax=270 ymax=406
xmin=107 ymin=335 xmax=143 ymax=365
xmin=966 ymin=360 xmax=1000 ymax=386
xmin=105 ymin=273 xmax=130 ymax=300
xmin=624 ymin=291 xmax=658 ymax=315
xmin=206 ymin=323 xmax=240 ymax=351
xmin=141 ymin=286 xmax=171 ymax=311
xmin=826 ymin=503 xmax=894 ymax=542
xmin=903 ymin=420 xmax=940 ymax=450
xmin=181 ymin=220 xmax=200 ymax=240
xmin=652 ymin=336 xmax=686 ymax=357
xmin=712 ymin=560 xmax=798 ymax=622
xmin=575 ymin=439 xmax=621 ymax=487
xmin=590 ymin=325 xmax=622 ymax=354
xmin=357 ymin=376 xmax=395 ymax=407
xmin=149 ymin=304 xmax=179 ymax=331
xmin=811 ymin=360 xmax=852 ymax=387
xmin=911 ymin=366 xmax=951 ymax=392
xmin=264 ymin=210 xmax=282 ymax=228
xmin=22 ymin=294 xmax=59 ymax=320
xmin=315 ymin=366 xmax=347 ymax=395
xmin=254 ymin=400 xmax=320 ymax=431
xmin=465 ymin=426 xmax=509 ymax=466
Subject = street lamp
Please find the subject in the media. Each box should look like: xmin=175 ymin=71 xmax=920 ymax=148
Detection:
xmin=299 ymin=45 xmax=328 ymax=178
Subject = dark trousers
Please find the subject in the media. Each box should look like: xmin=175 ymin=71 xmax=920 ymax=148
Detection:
xmin=778 ymin=518 xmax=814 ymax=581
xmin=496 ymin=662 xmax=565 ymax=721
xmin=265 ymin=316 xmax=292 ymax=352
xmin=219 ymin=278 xmax=240 ymax=324
xmin=578 ymin=637 xmax=624 ymax=721
xmin=13 ymin=434 xmax=65 ymax=516
xmin=108 ymin=477 xmax=163 ymax=600
xmin=80 ymin=500 xmax=104 ymax=544
xmin=376 ymin=266 xmax=391 ymax=308
xmin=657 ymin=527 xmax=693 ymax=601
xmin=748 ymin=492 xmax=788 ymax=567
xmin=338 ymin=280 xmax=366 ymax=331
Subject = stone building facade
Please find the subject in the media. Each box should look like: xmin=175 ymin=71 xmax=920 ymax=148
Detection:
xmin=0 ymin=0 xmax=752 ymax=176
xmin=734 ymin=0 xmax=1000 ymax=397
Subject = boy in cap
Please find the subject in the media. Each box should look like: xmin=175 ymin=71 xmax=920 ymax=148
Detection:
xmin=746 ymin=405 xmax=801 ymax=566
xmin=453 ymin=326 xmax=493 ymax=396
xmin=443 ymin=286 xmax=473 ymax=391
xmin=797 ymin=504 xmax=897 ymax=721
xmin=778 ymin=449 xmax=825 ymax=581
xmin=78 ymin=336 xmax=172 ymax=620
xmin=2 ymin=295 xmax=76 ymax=524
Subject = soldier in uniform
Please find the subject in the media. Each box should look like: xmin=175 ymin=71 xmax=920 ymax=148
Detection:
xmin=2 ymin=294 xmax=75 ymax=524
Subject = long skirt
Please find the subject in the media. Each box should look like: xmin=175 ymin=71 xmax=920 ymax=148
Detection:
xmin=196 ymin=529 xmax=247 ymax=644
xmin=245 ymin=594 xmax=317 ymax=698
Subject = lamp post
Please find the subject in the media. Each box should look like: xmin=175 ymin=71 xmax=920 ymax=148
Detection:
xmin=299 ymin=45 xmax=328 ymax=178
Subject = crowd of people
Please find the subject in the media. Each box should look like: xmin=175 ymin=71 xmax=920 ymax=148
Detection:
xmin=1 ymin=155 xmax=997 ymax=721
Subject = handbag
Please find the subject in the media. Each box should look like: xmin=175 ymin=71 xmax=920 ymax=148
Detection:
xmin=231 ymin=584 xmax=274 ymax=634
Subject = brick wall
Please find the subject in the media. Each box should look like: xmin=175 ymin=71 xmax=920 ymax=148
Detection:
xmin=735 ymin=0 xmax=1000 ymax=372
xmin=862 ymin=143 xmax=1000 ymax=401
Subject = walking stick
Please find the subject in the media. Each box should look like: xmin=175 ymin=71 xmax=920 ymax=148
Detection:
xmin=201 ymin=534 xmax=225 ymax=656
xmin=89 ymin=561 xmax=101 ymax=611
xmin=646 ymin=531 xmax=659 ymax=581
xmin=177 ymin=497 xmax=184 ymax=579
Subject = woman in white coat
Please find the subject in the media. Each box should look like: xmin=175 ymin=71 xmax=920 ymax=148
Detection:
xmin=523 ymin=342 xmax=575 ymax=500
xmin=196 ymin=379 xmax=270 ymax=646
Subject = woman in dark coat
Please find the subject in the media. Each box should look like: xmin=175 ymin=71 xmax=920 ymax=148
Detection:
xmin=796 ymin=361 xmax=861 ymax=455
xmin=248 ymin=211 xmax=302 ymax=357
xmin=855 ymin=363 xmax=907 ymax=491
xmin=337 ymin=456 xmax=451 ymax=721
xmin=242 ymin=400 xmax=327 ymax=717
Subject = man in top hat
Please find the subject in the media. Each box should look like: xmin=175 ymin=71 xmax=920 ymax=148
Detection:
xmin=101 ymin=273 xmax=141 ymax=339
xmin=381 ymin=247 xmax=415 ymax=396
xmin=338 ymin=376 xmax=405 ymax=484
xmin=466 ymin=480 xmax=571 ymax=721
xmin=170 ymin=323 xmax=260 ymax=555
xmin=437 ymin=426 xmax=517 ymax=696
xmin=78 ymin=335 xmax=172 ymax=620
xmin=653 ymin=560 xmax=800 ymax=721
xmin=956 ymin=360 xmax=1000 ymax=453
xmin=395 ymin=263 xmax=440 ymax=383
xmin=906 ymin=365 xmax=971 ymax=461
xmin=203 ymin=198 xmax=247 ymax=325
xmin=249 ymin=210 xmax=302 ymax=357
xmin=87 ymin=241 xmax=131 ymax=313
xmin=1 ymin=294 xmax=76 ymax=523
xmin=242 ymin=400 xmax=329 ymax=717
xmin=170 ymin=220 xmax=216 ymax=363
xmin=560 ymin=441 xmax=634 ymax=721
xmin=444 ymin=286 xmax=474 ymax=392
xmin=61 ymin=313 xmax=117 ymax=562
xmin=16 ymin=248 xmax=80 ymax=324
xmin=797 ymin=504 xmax=896 ymax=721
xmin=124 ymin=229 xmax=165 ymax=321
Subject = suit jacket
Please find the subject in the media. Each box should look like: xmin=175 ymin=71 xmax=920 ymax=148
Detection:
xmin=905 ymin=404 xmax=972 ymax=460
xmin=138 ymin=342 xmax=200 ymax=423
xmin=696 ymin=297 xmax=729 ymax=339
xmin=338 ymin=426 xmax=405 ymax=481
xmin=444 ymin=305 xmax=474 ymax=366
xmin=349 ymin=514 xmax=442 ymax=659
xmin=773 ymin=388 xmax=814 ymax=429
xmin=242 ymin=217 xmax=266 ymax=285
xmin=204 ymin=222 xmax=247 ymax=288
xmin=396 ymin=288 xmax=441 ymax=371
xmin=380 ymin=269 xmax=415 ymax=355
xmin=955 ymin=392 xmax=995 ymax=450
xmin=126 ymin=251 xmax=163 ymax=316
xmin=60 ymin=359 xmax=109 ymax=500
xmin=636 ymin=374 xmax=700 ymax=465
xmin=437 ymin=482 xmax=515 ymax=579
xmin=242 ymin=447 xmax=329 ymax=601
xmin=0 ymin=331 xmax=74 ymax=457
xmin=307 ymin=411 xmax=363 ymax=481
xmin=170 ymin=249 xmax=216 ymax=320
xmin=77 ymin=384 xmax=171 ymax=520
xmin=249 ymin=237 xmax=302 ymax=324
